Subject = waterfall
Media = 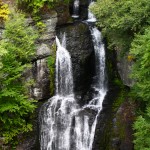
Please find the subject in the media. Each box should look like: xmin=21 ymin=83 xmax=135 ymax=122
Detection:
xmin=39 ymin=35 xmax=77 ymax=150
xmin=40 ymin=2 xmax=107 ymax=149
xmin=72 ymin=26 xmax=107 ymax=149
xmin=72 ymin=0 xmax=80 ymax=18
xmin=87 ymin=1 xmax=96 ymax=22
xmin=55 ymin=36 xmax=74 ymax=96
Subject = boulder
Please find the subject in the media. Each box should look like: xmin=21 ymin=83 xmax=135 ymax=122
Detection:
xmin=55 ymin=3 xmax=72 ymax=26
xmin=36 ymin=43 xmax=53 ymax=59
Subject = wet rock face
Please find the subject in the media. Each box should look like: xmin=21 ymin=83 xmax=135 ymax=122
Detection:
xmin=27 ymin=13 xmax=57 ymax=101
xmin=36 ymin=43 xmax=52 ymax=59
xmin=31 ymin=58 xmax=51 ymax=100
xmin=39 ymin=12 xmax=57 ymax=42
xmin=55 ymin=3 xmax=72 ymax=26
xmin=79 ymin=0 xmax=90 ymax=19
xmin=91 ymin=89 xmax=117 ymax=150
xmin=93 ymin=88 xmax=135 ymax=150
xmin=110 ymin=101 xmax=135 ymax=150
xmin=56 ymin=22 xmax=95 ymax=102
xmin=116 ymin=51 xmax=134 ymax=87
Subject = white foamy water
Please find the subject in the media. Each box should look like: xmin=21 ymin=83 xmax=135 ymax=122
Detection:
xmin=87 ymin=1 xmax=97 ymax=22
xmin=72 ymin=0 xmax=80 ymax=18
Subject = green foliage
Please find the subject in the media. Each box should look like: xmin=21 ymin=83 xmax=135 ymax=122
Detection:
xmin=133 ymin=107 xmax=150 ymax=150
xmin=130 ymin=27 xmax=150 ymax=149
xmin=91 ymin=0 xmax=150 ymax=52
xmin=0 ymin=10 xmax=38 ymax=144
xmin=47 ymin=43 xmax=56 ymax=96
xmin=36 ymin=21 xmax=46 ymax=33
xmin=16 ymin=0 xmax=70 ymax=33
xmin=0 ymin=46 xmax=7 ymax=69
xmin=16 ymin=0 xmax=70 ymax=14
xmin=112 ymin=88 xmax=126 ymax=112
xmin=130 ymin=27 xmax=150 ymax=102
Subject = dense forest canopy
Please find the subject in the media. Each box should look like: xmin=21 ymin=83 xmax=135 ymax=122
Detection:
xmin=91 ymin=0 xmax=150 ymax=149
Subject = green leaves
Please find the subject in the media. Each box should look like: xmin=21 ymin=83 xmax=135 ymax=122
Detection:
xmin=16 ymin=0 xmax=70 ymax=14
xmin=130 ymin=27 xmax=150 ymax=102
xmin=129 ymin=27 xmax=150 ymax=150
xmin=91 ymin=0 xmax=150 ymax=52
xmin=133 ymin=107 xmax=150 ymax=150
xmin=47 ymin=55 xmax=56 ymax=96
xmin=0 ymin=10 xmax=37 ymax=144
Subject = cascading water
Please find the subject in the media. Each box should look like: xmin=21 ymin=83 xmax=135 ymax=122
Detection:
xmin=72 ymin=25 xmax=107 ymax=150
xmin=87 ymin=1 xmax=96 ymax=22
xmin=40 ymin=1 xmax=107 ymax=149
xmin=72 ymin=0 xmax=80 ymax=18
xmin=39 ymin=35 xmax=77 ymax=150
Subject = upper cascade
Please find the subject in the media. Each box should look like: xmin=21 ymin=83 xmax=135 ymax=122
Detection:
xmin=72 ymin=0 xmax=80 ymax=18
xmin=39 ymin=35 xmax=77 ymax=150
xmin=55 ymin=35 xmax=74 ymax=96
xmin=87 ymin=1 xmax=97 ymax=22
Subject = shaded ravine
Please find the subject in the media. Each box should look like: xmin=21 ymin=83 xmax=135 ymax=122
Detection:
xmin=39 ymin=0 xmax=108 ymax=150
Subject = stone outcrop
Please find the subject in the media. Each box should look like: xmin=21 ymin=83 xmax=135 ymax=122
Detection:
xmin=116 ymin=51 xmax=134 ymax=87
xmin=29 ymin=12 xmax=57 ymax=101
xmin=110 ymin=100 xmax=136 ymax=150
xmin=39 ymin=11 xmax=57 ymax=42
xmin=28 ymin=58 xmax=51 ymax=100
xmin=0 ymin=11 xmax=57 ymax=101
xmin=55 ymin=3 xmax=72 ymax=26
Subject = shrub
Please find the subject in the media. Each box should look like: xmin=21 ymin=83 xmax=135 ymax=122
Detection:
xmin=0 ymin=10 xmax=38 ymax=144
